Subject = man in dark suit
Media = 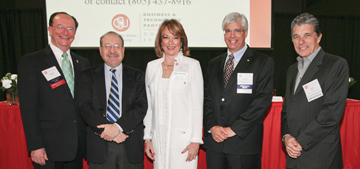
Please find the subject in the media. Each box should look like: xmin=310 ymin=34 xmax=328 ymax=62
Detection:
xmin=18 ymin=12 xmax=90 ymax=169
xmin=78 ymin=31 xmax=147 ymax=169
xmin=203 ymin=12 xmax=274 ymax=169
xmin=281 ymin=13 xmax=349 ymax=169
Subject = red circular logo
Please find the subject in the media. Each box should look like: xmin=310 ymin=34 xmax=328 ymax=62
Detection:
xmin=112 ymin=14 xmax=130 ymax=32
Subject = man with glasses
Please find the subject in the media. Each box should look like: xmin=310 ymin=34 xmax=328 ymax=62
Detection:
xmin=203 ymin=12 xmax=274 ymax=169
xmin=78 ymin=31 xmax=147 ymax=169
xmin=18 ymin=12 xmax=90 ymax=169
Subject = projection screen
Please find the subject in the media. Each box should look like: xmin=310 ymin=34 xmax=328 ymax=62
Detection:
xmin=46 ymin=0 xmax=271 ymax=48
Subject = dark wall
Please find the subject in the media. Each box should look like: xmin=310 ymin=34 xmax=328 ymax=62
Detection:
xmin=1 ymin=0 xmax=359 ymax=100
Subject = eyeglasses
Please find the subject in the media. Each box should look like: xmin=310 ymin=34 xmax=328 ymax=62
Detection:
xmin=54 ymin=25 xmax=75 ymax=33
xmin=224 ymin=29 xmax=245 ymax=35
xmin=103 ymin=44 xmax=121 ymax=49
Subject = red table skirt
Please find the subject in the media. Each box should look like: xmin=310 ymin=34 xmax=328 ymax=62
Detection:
xmin=1 ymin=99 xmax=359 ymax=169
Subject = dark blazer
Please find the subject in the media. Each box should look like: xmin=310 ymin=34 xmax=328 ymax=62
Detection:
xmin=78 ymin=63 xmax=147 ymax=164
xmin=203 ymin=46 xmax=274 ymax=155
xmin=18 ymin=45 xmax=90 ymax=161
xmin=281 ymin=49 xmax=349 ymax=169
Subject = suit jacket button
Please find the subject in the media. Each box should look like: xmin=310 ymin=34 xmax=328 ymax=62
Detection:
xmin=74 ymin=120 xmax=77 ymax=123
xmin=221 ymin=98 xmax=225 ymax=101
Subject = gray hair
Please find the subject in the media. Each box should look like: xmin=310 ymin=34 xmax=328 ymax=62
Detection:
xmin=291 ymin=13 xmax=321 ymax=37
xmin=222 ymin=12 xmax=248 ymax=31
xmin=100 ymin=31 xmax=124 ymax=47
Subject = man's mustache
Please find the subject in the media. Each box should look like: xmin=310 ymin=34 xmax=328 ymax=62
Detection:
xmin=107 ymin=54 xmax=119 ymax=57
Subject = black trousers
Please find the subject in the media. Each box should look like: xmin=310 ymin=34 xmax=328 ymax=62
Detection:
xmin=206 ymin=149 xmax=261 ymax=169
xmin=89 ymin=142 xmax=143 ymax=169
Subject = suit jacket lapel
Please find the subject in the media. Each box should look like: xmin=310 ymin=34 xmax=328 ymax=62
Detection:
xmin=72 ymin=52 xmax=82 ymax=99
xmin=122 ymin=65 xmax=133 ymax=113
xmin=224 ymin=47 xmax=252 ymax=92
xmin=42 ymin=45 xmax=72 ymax=97
xmin=43 ymin=45 xmax=62 ymax=74
xmin=216 ymin=53 xmax=227 ymax=90
xmin=294 ymin=49 xmax=324 ymax=96
xmin=289 ymin=65 xmax=298 ymax=98
xmin=94 ymin=64 xmax=107 ymax=111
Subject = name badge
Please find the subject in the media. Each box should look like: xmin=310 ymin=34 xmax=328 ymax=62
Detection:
xmin=302 ymin=79 xmax=323 ymax=102
xmin=174 ymin=62 xmax=189 ymax=76
xmin=41 ymin=66 xmax=66 ymax=89
xmin=237 ymin=73 xmax=253 ymax=94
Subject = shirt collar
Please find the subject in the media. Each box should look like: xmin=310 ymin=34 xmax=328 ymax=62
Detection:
xmin=49 ymin=43 xmax=70 ymax=58
xmin=104 ymin=63 xmax=123 ymax=74
xmin=296 ymin=46 xmax=321 ymax=63
xmin=227 ymin=44 xmax=248 ymax=61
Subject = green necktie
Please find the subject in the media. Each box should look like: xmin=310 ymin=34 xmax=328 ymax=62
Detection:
xmin=61 ymin=52 xmax=74 ymax=98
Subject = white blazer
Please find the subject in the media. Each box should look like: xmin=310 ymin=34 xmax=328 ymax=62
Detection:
xmin=143 ymin=52 xmax=204 ymax=169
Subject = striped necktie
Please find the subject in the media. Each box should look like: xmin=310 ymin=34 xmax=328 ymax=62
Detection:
xmin=224 ymin=53 xmax=234 ymax=87
xmin=61 ymin=52 xmax=74 ymax=98
xmin=106 ymin=69 xmax=120 ymax=123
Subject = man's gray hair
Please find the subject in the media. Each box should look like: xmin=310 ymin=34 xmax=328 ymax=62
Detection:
xmin=222 ymin=12 xmax=248 ymax=31
xmin=100 ymin=31 xmax=124 ymax=47
xmin=291 ymin=13 xmax=321 ymax=37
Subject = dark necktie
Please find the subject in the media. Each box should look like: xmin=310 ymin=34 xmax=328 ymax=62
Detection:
xmin=106 ymin=69 xmax=120 ymax=123
xmin=224 ymin=54 xmax=234 ymax=87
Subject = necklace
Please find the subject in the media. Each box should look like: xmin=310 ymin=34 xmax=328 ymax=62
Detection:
xmin=162 ymin=62 xmax=173 ymax=70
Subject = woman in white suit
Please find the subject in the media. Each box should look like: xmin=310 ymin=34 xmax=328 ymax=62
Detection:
xmin=143 ymin=19 xmax=204 ymax=169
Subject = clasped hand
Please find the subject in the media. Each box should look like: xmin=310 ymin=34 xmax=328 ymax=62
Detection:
xmin=210 ymin=126 xmax=236 ymax=143
xmin=98 ymin=124 xmax=128 ymax=143
xmin=284 ymin=135 xmax=302 ymax=158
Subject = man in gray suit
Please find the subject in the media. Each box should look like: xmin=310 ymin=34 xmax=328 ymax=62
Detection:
xmin=281 ymin=13 xmax=349 ymax=169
